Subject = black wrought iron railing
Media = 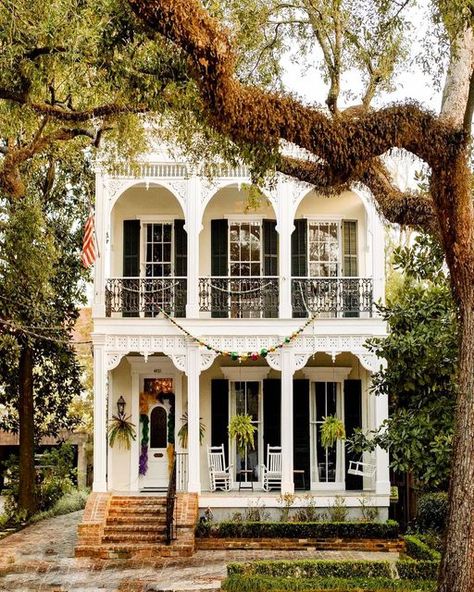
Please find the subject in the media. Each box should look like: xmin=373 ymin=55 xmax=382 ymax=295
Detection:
xmin=105 ymin=277 xmax=187 ymax=317
xmin=292 ymin=277 xmax=374 ymax=317
xmin=199 ymin=276 xmax=279 ymax=318
xmin=165 ymin=454 xmax=177 ymax=545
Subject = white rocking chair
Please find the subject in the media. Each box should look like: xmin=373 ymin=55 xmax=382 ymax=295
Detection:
xmin=208 ymin=444 xmax=233 ymax=491
xmin=348 ymin=458 xmax=376 ymax=478
xmin=261 ymin=445 xmax=282 ymax=491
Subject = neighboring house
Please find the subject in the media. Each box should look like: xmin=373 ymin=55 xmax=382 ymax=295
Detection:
xmin=91 ymin=143 xmax=389 ymax=520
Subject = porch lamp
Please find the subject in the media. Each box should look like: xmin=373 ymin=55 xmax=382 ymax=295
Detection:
xmin=116 ymin=396 xmax=126 ymax=417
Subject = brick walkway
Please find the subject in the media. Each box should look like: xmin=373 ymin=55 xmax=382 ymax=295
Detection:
xmin=0 ymin=511 xmax=399 ymax=591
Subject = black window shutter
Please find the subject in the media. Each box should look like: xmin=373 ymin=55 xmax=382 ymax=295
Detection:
xmin=291 ymin=219 xmax=307 ymax=277
xmin=293 ymin=379 xmax=310 ymax=489
xmin=263 ymin=219 xmax=278 ymax=276
xmin=263 ymin=379 xmax=281 ymax=454
xmin=122 ymin=220 xmax=140 ymax=317
xmin=174 ymin=219 xmax=187 ymax=276
xmin=342 ymin=220 xmax=359 ymax=318
xmin=211 ymin=219 xmax=228 ymax=318
xmin=211 ymin=219 xmax=228 ymax=276
xmin=123 ymin=220 xmax=140 ymax=277
xmin=211 ymin=379 xmax=229 ymax=460
xmin=344 ymin=379 xmax=363 ymax=490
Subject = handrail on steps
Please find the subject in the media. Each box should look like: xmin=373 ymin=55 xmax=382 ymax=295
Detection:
xmin=165 ymin=453 xmax=177 ymax=544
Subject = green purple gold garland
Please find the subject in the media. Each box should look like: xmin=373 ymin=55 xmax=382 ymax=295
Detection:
xmin=159 ymin=308 xmax=316 ymax=362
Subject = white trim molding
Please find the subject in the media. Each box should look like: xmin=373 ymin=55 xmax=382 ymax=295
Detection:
xmin=221 ymin=366 xmax=270 ymax=381
xmin=303 ymin=367 xmax=352 ymax=382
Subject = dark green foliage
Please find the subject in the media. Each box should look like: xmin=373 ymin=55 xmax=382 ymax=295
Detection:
xmin=416 ymin=493 xmax=449 ymax=534
xmin=198 ymin=520 xmax=399 ymax=539
xmin=107 ymin=414 xmax=137 ymax=449
xmin=227 ymin=559 xmax=393 ymax=579
xmin=222 ymin=574 xmax=436 ymax=592
xmin=403 ymin=535 xmax=442 ymax=561
xmin=349 ymin=235 xmax=457 ymax=489
xmin=2 ymin=443 xmax=77 ymax=518
xmin=396 ymin=560 xmax=440 ymax=581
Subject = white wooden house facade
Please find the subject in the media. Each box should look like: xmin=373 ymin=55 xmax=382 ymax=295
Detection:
xmin=92 ymin=144 xmax=390 ymax=518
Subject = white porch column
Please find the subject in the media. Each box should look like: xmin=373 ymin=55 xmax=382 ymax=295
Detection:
xmin=374 ymin=374 xmax=390 ymax=496
xmin=186 ymin=342 xmax=201 ymax=492
xmin=93 ymin=339 xmax=108 ymax=492
xmin=277 ymin=183 xmax=293 ymax=318
xmin=371 ymin=206 xmax=385 ymax=306
xmin=280 ymin=349 xmax=295 ymax=493
xmin=185 ymin=175 xmax=201 ymax=318
xmin=129 ymin=370 xmax=140 ymax=491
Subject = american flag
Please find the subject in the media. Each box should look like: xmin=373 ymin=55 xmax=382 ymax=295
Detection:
xmin=81 ymin=211 xmax=96 ymax=268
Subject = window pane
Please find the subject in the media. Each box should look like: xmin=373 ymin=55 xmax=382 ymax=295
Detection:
xmin=163 ymin=243 xmax=171 ymax=262
xmin=150 ymin=406 xmax=167 ymax=448
xmin=163 ymin=224 xmax=172 ymax=242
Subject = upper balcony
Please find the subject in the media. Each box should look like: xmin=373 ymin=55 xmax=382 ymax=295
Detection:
xmin=94 ymin=163 xmax=385 ymax=322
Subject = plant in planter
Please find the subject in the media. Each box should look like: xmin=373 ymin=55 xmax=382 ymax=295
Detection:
xmin=108 ymin=414 xmax=136 ymax=449
xmin=321 ymin=415 xmax=346 ymax=448
xmin=177 ymin=412 xmax=206 ymax=448
xmin=228 ymin=414 xmax=256 ymax=456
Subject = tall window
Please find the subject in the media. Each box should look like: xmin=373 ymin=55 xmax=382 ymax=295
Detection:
xmin=311 ymin=382 xmax=339 ymax=483
xmin=145 ymin=223 xmax=172 ymax=277
xmin=231 ymin=381 xmax=261 ymax=483
xmin=308 ymin=221 xmax=339 ymax=277
xmin=229 ymin=221 xmax=262 ymax=276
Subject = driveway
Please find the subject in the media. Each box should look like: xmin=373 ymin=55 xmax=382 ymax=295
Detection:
xmin=0 ymin=511 xmax=399 ymax=591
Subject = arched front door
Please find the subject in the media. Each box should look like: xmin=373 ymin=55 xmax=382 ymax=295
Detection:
xmin=142 ymin=403 xmax=169 ymax=489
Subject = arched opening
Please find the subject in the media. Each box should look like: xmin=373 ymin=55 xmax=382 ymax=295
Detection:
xmin=108 ymin=183 xmax=186 ymax=317
xmin=200 ymin=184 xmax=278 ymax=319
xmin=150 ymin=406 xmax=168 ymax=449
xmin=292 ymin=189 xmax=372 ymax=319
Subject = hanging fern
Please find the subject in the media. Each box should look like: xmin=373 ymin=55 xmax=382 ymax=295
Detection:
xmin=321 ymin=415 xmax=346 ymax=449
xmin=108 ymin=414 xmax=136 ymax=449
xmin=228 ymin=414 xmax=256 ymax=456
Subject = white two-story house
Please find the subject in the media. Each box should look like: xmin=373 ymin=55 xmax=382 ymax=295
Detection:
xmin=86 ymin=141 xmax=389 ymax=546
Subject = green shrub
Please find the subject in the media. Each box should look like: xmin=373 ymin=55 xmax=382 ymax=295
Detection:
xmin=403 ymin=535 xmax=441 ymax=561
xmin=1 ymin=443 xmax=77 ymax=518
xmin=396 ymin=560 xmax=439 ymax=580
xmin=200 ymin=520 xmax=399 ymax=539
xmin=227 ymin=560 xmax=393 ymax=579
xmin=29 ymin=490 xmax=89 ymax=523
xmin=222 ymin=575 xmax=436 ymax=592
xmin=416 ymin=493 xmax=448 ymax=533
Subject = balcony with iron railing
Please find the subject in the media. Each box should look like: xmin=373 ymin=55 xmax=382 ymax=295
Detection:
xmin=104 ymin=276 xmax=374 ymax=319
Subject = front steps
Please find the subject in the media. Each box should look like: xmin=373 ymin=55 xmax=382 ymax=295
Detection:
xmin=75 ymin=492 xmax=198 ymax=559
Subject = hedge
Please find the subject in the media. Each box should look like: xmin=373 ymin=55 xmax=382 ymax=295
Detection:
xmin=222 ymin=575 xmax=437 ymax=592
xmin=416 ymin=493 xmax=448 ymax=533
xmin=200 ymin=520 xmax=399 ymax=539
xmin=396 ymin=560 xmax=439 ymax=581
xmin=227 ymin=560 xmax=393 ymax=579
xmin=403 ymin=535 xmax=441 ymax=561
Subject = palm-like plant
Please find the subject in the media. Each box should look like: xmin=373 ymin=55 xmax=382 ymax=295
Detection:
xmin=177 ymin=412 xmax=206 ymax=448
xmin=320 ymin=415 xmax=346 ymax=448
xmin=107 ymin=414 xmax=136 ymax=449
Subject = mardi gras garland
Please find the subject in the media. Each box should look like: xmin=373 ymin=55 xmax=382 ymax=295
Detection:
xmin=159 ymin=308 xmax=316 ymax=362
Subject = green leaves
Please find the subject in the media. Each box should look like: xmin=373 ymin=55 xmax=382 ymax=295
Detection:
xmin=228 ymin=413 xmax=257 ymax=455
xmin=320 ymin=415 xmax=346 ymax=448
xmin=107 ymin=414 xmax=137 ymax=449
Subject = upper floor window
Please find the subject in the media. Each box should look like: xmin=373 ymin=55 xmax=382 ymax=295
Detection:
xmin=308 ymin=221 xmax=339 ymax=277
xmin=229 ymin=221 xmax=262 ymax=277
xmin=145 ymin=223 xmax=173 ymax=277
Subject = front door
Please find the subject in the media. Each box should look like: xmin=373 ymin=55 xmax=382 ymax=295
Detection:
xmin=142 ymin=403 xmax=169 ymax=489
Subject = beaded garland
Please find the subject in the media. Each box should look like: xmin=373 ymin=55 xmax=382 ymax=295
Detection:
xmin=159 ymin=308 xmax=316 ymax=362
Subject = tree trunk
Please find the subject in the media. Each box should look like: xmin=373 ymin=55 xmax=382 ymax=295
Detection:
xmin=18 ymin=344 xmax=37 ymax=516
xmin=438 ymin=286 xmax=474 ymax=591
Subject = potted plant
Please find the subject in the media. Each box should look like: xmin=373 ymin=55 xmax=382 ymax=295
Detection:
xmin=228 ymin=414 xmax=256 ymax=455
xmin=108 ymin=414 xmax=136 ymax=449
xmin=320 ymin=415 xmax=346 ymax=448
xmin=177 ymin=412 xmax=206 ymax=448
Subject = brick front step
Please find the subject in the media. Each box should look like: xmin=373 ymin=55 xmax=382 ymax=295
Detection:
xmin=196 ymin=537 xmax=405 ymax=552
xmin=106 ymin=515 xmax=166 ymax=525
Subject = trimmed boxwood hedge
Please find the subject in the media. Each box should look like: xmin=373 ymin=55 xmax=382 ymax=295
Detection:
xmin=227 ymin=560 xmax=393 ymax=579
xmin=403 ymin=535 xmax=441 ymax=561
xmin=222 ymin=575 xmax=437 ymax=592
xmin=201 ymin=520 xmax=399 ymax=539
xmin=396 ymin=560 xmax=439 ymax=581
